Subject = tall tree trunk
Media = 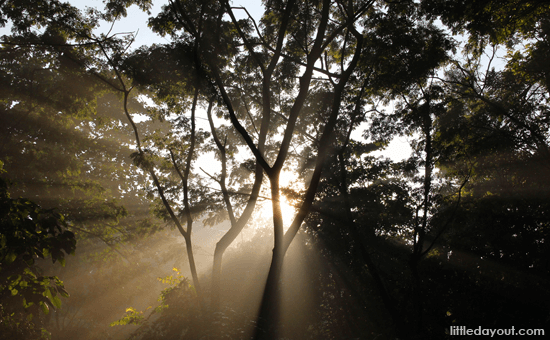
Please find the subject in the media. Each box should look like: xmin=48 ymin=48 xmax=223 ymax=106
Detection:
xmin=409 ymin=95 xmax=433 ymax=338
xmin=93 ymin=38 xmax=205 ymax=307
xmin=254 ymin=173 xmax=286 ymax=340
xmin=329 ymin=103 xmax=407 ymax=337
xmin=254 ymin=241 xmax=285 ymax=340
xmin=184 ymin=233 xmax=201 ymax=297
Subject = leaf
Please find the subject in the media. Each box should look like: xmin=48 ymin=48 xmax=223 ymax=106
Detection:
xmin=56 ymin=285 xmax=70 ymax=298
xmin=4 ymin=251 xmax=17 ymax=265
xmin=50 ymin=294 xmax=62 ymax=309
xmin=40 ymin=302 xmax=50 ymax=315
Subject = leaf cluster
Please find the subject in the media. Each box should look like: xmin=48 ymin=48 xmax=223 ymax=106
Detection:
xmin=1 ymin=165 xmax=75 ymax=334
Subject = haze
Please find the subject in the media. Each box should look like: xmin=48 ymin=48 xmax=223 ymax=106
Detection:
xmin=1 ymin=1 xmax=548 ymax=340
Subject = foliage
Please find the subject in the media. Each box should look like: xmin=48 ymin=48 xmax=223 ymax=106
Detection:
xmin=0 ymin=162 xmax=76 ymax=339
xmin=109 ymin=267 xmax=201 ymax=339
xmin=110 ymin=306 xmax=149 ymax=327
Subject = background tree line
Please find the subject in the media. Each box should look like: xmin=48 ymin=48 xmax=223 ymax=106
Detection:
xmin=1 ymin=0 xmax=549 ymax=339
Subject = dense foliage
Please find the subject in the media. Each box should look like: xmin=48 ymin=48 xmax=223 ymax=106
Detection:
xmin=1 ymin=162 xmax=76 ymax=339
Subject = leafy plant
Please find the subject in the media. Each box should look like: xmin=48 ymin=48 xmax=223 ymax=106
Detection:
xmin=1 ymin=161 xmax=76 ymax=338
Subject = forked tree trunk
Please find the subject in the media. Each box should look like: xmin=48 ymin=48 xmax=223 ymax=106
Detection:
xmin=252 ymin=14 xmax=364 ymax=337
xmin=210 ymin=162 xmax=263 ymax=310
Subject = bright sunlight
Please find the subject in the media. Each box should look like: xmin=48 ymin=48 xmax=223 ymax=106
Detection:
xmin=256 ymin=170 xmax=302 ymax=232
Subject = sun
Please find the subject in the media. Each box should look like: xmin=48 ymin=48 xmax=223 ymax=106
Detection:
xmin=278 ymin=194 xmax=298 ymax=229
xmin=256 ymin=194 xmax=297 ymax=233
xmin=255 ymin=170 xmax=301 ymax=232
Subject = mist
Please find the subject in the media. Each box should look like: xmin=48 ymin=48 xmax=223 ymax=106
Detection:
xmin=2 ymin=0 xmax=549 ymax=339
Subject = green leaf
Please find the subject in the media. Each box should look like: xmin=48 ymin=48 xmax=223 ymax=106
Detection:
xmin=4 ymin=252 xmax=17 ymax=265
xmin=40 ymin=301 xmax=50 ymax=315
xmin=50 ymin=295 xmax=62 ymax=309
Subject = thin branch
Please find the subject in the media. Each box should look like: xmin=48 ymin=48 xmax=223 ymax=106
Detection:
xmin=225 ymin=2 xmax=266 ymax=74
xmin=200 ymin=167 xmax=220 ymax=184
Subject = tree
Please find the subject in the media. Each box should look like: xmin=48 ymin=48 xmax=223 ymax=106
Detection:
xmin=297 ymin=1 xmax=550 ymax=337
xmin=1 ymin=2 xmax=177 ymax=338
xmin=144 ymin=1 xmax=454 ymax=338
xmin=0 ymin=0 xmax=160 ymax=254
xmin=430 ymin=0 xmax=550 ymax=280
